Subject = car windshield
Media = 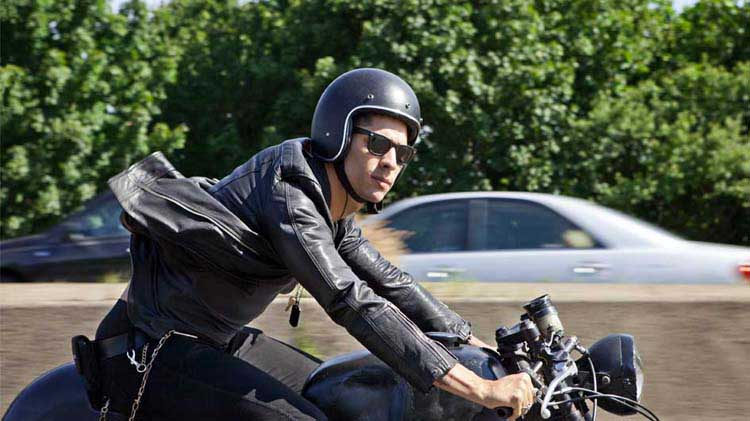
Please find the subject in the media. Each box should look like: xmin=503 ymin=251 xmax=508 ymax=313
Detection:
xmin=560 ymin=197 xmax=684 ymax=246
xmin=60 ymin=194 xmax=128 ymax=237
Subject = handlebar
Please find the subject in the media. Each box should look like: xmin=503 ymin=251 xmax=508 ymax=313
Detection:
xmin=539 ymin=363 xmax=578 ymax=419
xmin=492 ymin=295 xmax=658 ymax=421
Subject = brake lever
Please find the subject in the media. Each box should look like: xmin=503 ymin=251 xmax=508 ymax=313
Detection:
xmin=540 ymin=363 xmax=578 ymax=419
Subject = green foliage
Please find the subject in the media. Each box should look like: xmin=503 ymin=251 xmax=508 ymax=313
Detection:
xmin=674 ymin=0 xmax=750 ymax=68
xmin=560 ymin=63 xmax=750 ymax=243
xmin=1 ymin=0 xmax=186 ymax=236
xmin=2 ymin=0 xmax=748 ymax=245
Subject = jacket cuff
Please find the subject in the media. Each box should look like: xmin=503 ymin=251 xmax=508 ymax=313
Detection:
xmin=452 ymin=318 xmax=473 ymax=342
xmin=420 ymin=346 xmax=459 ymax=392
xmin=404 ymin=338 xmax=458 ymax=393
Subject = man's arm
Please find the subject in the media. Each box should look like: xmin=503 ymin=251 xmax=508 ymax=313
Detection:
xmin=262 ymin=180 xmax=535 ymax=416
xmin=435 ymin=365 xmax=536 ymax=421
xmin=337 ymin=216 xmax=472 ymax=340
xmin=263 ymin=179 xmax=457 ymax=392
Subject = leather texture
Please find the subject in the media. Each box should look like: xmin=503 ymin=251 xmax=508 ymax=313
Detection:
xmin=107 ymin=138 xmax=472 ymax=392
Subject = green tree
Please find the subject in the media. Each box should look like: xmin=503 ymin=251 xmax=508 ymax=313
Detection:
xmin=5 ymin=0 xmax=748 ymax=245
xmin=155 ymin=0 xmax=749 ymax=245
xmin=1 ymin=0 xmax=187 ymax=237
xmin=559 ymin=63 xmax=750 ymax=243
xmin=673 ymin=0 xmax=750 ymax=69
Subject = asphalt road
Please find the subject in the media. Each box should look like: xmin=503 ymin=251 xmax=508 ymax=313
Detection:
xmin=2 ymin=283 xmax=749 ymax=420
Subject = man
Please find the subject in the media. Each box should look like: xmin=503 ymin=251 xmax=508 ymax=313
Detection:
xmin=93 ymin=68 xmax=535 ymax=420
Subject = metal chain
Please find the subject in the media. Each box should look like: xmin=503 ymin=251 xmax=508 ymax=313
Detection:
xmin=140 ymin=343 xmax=149 ymax=367
xmin=99 ymin=398 xmax=110 ymax=421
xmin=128 ymin=330 xmax=174 ymax=421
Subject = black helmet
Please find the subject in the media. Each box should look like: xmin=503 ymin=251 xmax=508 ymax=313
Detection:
xmin=310 ymin=68 xmax=422 ymax=162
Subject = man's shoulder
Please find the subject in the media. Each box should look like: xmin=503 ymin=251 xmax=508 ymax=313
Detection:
xmin=237 ymin=138 xmax=316 ymax=178
xmin=275 ymin=137 xmax=318 ymax=180
xmin=214 ymin=137 xmax=328 ymax=210
xmin=215 ymin=138 xmax=315 ymax=187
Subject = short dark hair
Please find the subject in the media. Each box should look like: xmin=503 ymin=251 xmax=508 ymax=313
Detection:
xmin=353 ymin=112 xmax=376 ymax=128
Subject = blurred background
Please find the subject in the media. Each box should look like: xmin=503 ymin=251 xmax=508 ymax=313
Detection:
xmin=1 ymin=0 xmax=749 ymax=419
xmin=1 ymin=0 xmax=748 ymax=246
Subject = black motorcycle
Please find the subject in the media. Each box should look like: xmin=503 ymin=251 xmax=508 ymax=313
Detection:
xmin=3 ymin=295 xmax=658 ymax=420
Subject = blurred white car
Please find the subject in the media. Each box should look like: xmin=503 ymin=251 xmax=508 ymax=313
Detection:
xmin=366 ymin=192 xmax=750 ymax=284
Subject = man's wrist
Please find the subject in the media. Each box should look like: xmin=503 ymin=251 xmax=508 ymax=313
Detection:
xmin=475 ymin=376 xmax=492 ymax=405
xmin=467 ymin=334 xmax=493 ymax=349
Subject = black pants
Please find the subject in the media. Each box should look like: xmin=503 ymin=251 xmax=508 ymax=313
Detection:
xmin=96 ymin=301 xmax=327 ymax=420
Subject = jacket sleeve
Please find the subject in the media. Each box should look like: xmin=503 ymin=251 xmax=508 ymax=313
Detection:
xmin=263 ymin=180 xmax=457 ymax=392
xmin=337 ymin=217 xmax=472 ymax=341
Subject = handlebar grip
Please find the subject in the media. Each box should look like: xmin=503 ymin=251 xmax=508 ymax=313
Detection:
xmin=496 ymin=407 xmax=514 ymax=418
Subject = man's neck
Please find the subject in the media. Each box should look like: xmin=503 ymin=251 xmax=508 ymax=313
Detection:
xmin=325 ymin=163 xmax=363 ymax=221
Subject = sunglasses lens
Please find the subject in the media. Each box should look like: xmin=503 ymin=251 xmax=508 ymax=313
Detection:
xmin=368 ymin=135 xmax=392 ymax=155
xmin=396 ymin=147 xmax=415 ymax=164
xmin=360 ymin=128 xmax=416 ymax=165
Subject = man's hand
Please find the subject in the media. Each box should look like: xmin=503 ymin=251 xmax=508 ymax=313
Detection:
xmin=467 ymin=334 xmax=494 ymax=349
xmin=434 ymin=364 xmax=536 ymax=421
xmin=479 ymin=373 xmax=536 ymax=420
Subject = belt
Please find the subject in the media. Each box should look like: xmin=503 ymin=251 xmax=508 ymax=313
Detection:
xmin=95 ymin=330 xmax=151 ymax=360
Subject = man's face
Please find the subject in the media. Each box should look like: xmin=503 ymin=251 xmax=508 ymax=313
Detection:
xmin=344 ymin=114 xmax=408 ymax=203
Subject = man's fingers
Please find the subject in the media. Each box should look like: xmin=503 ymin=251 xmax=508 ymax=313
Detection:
xmin=514 ymin=388 xmax=527 ymax=420
xmin=520 ymin=373 xmax=534 ymax=412
xmin=524 ymin=375 xmax=534 ymax=406
xmin=512 ymin=401 xmax=523 ymax=421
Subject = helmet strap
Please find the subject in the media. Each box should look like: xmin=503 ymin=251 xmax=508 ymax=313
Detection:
xmin=334 ymin=161 xmax=369 ymax=205
xmin=333 ymin=158 xmax=407 ymax=216
xmin=365 ymin=201 xmax=382 ymax=214
xmin=338 ymin=193 xmax=349 ymax=221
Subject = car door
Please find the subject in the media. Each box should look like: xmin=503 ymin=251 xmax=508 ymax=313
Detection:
xmin=385 ymin=199 xmax=478 ymax=282
xmin=457 ymin=198 xmax=610 ymax=282
xmin=39 ymin=195 xmax=131 ymax=281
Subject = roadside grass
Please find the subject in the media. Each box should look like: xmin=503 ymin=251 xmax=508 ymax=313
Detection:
xmin=96 ymin=271 xmax=128 ymax=283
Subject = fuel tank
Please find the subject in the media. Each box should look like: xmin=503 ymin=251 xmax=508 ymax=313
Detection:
xmin=301 ymin=334 xmax=509 ymax=421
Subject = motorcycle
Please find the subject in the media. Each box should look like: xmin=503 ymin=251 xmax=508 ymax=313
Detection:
xmin=3 ymin=294 xmax=658 ymax=420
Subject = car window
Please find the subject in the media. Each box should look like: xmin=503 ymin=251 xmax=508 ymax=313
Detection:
xmin=483 ymin=200 xmax=598 ymax=250
xmin=387 ymin=200 xmax=468 ymax=253
xmin=63 ymin=197 xmax=128 ymax=237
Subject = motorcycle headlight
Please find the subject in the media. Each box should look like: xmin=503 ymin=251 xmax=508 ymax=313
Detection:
xmin=580 ymin=334 xmax=644 ymax=416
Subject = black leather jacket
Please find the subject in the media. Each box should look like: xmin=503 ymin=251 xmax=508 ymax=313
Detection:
xmin=108 ymin=138 xmax=472 ymax=392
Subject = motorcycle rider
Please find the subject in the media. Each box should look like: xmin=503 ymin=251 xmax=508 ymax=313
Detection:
xmin=93 ymin=68 xmax=535 ymax=420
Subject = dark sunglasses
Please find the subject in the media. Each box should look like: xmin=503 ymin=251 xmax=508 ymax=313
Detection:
xmin=352 ymin=127 xmax=417 ymax=165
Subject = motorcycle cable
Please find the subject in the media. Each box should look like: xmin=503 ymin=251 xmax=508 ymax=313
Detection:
xmin=549 ymin=389 xmax=659 ymax=421
xmin=580 ymin=348 xmax=598 ymax=421
xmin=539 ymin=363 xmax=578 ymax=419
xmin=537 ymin=345 xmax=598 ymax=421
xmin=562 ymin=387 xmax=657 ymax=420
xmin=549 ymin=394 xmax=658 ymax=421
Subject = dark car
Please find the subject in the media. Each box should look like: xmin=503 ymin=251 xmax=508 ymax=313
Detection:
xmin=0 ymin=192 xmax=131 ymax=282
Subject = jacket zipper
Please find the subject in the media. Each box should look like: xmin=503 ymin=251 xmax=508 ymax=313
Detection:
xmin=134 ymin=180 xmax=262 ymax=258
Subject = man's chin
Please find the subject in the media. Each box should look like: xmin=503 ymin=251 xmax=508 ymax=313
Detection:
xmin=362 ymin=190 xmax=387 ymax=203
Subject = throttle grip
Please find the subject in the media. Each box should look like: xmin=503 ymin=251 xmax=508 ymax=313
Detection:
xmin=496 ymin=406 xmax=514 ymax=418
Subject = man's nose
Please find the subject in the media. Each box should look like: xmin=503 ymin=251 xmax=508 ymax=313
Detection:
xmin=380 ymin=146 xmax=399 ymax=170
